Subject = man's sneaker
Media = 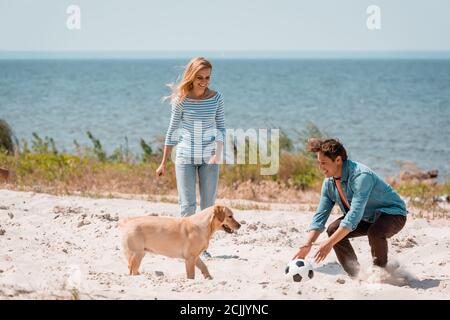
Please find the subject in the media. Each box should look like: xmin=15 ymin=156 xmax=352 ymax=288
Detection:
xmin=201 ymin=250 xmax=212 ymax=259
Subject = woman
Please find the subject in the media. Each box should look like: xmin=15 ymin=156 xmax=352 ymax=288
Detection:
xmin=156 ymin=57 xmax=225 ymax=258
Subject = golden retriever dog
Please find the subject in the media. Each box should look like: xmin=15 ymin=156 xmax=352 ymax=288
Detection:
xmin=119 ymin=204 xmax=241 ymax=279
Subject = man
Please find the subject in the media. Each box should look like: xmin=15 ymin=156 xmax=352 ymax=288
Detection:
xmin=293 ymin=138 xmax=407 ymax=278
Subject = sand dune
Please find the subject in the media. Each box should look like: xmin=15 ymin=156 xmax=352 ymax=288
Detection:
xmin=0 ymin=189 xmax=449 ymax=300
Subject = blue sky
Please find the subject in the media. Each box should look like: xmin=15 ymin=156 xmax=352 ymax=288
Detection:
xmin=0 ymin=0 xmax=449 ymax=56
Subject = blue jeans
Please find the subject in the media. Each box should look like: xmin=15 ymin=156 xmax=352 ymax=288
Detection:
xmin=175 ymin=163 xmax=219 ymax=217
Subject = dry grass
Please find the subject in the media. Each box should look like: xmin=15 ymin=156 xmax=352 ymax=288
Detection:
xmin=227 ymin=201 xmax=272 ymax=211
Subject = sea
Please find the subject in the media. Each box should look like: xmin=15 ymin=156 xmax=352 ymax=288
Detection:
xmin=1 ymin=58 xmax=449 ymax=178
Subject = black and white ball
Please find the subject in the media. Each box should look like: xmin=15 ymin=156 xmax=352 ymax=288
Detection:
xmin=285 ymin=259 xmax=314 ymax=282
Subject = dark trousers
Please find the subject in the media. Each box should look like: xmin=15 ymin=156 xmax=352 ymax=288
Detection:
xmin=326 ymin=214 xmax=406 ymax=277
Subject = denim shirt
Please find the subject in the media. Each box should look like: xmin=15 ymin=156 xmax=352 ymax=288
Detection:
xmin=308 ymin=159 xmax=407 ymax=232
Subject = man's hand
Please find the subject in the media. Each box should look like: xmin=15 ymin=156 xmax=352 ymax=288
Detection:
xmin=292 ymin=243 xmax=313 ymax=260
xmin=314 ymin=240 xmax=334 ymax=263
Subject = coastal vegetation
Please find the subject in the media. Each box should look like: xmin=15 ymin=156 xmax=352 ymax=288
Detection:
xmin=0 ymin=119 xmax=448 ymax=218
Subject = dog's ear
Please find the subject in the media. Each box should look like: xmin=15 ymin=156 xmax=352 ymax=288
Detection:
xmin=213 ymin=205 xmax=225 ymax=222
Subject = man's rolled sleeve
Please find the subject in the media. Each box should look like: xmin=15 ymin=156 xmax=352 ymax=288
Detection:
xmin=340 ymin=173 xmax=374 ymax=231
xmin=308 ymin=180 xmax=335 ymax=232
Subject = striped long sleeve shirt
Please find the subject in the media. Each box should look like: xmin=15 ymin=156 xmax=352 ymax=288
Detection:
xmin=164 ymin=91 xmax=225 ymax=163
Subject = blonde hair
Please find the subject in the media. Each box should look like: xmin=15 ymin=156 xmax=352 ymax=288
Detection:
xmin=165 ymin=57 xmax=212 ymax=105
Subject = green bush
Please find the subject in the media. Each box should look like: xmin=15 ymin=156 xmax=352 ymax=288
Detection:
xmin=0 ymin=119 xmax=17 ymax=154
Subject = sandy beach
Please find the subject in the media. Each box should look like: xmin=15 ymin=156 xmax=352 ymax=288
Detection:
xmin=0 ymin=189 xmax=449 ymax=300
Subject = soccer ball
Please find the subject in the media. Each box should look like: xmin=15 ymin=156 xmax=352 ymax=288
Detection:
xmin=285 ymin=259 xmax=314 ymax=282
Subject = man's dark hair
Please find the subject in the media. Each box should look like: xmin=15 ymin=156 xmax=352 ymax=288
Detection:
xmin=306 ymin=138 xmax=348 ymax=161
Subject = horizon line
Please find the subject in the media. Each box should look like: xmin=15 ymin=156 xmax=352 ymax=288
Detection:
xmin=1 ymin=50 xmax=450 ymax=60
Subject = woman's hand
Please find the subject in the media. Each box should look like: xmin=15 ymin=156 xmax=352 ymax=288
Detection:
xmin=208 ymin=154 xmax=220 ymax=164
xmin=292 ymin=243 xmax=313 ymax=260
xmin=156 ymin=163 xmax=166 ymax=177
